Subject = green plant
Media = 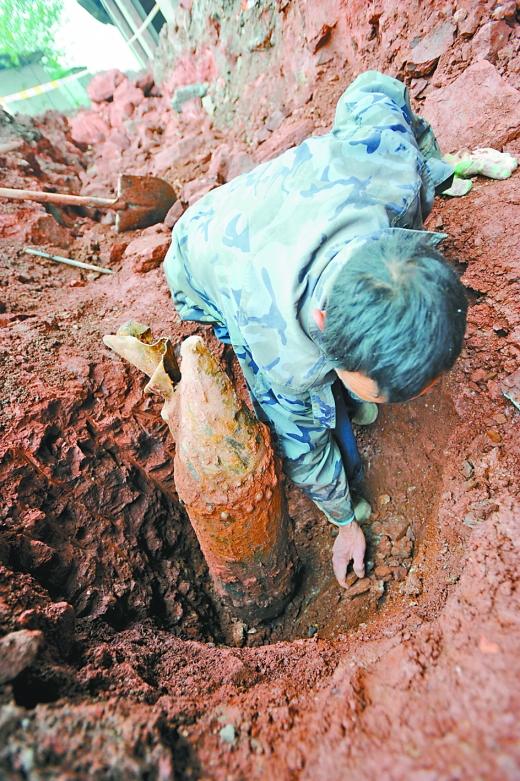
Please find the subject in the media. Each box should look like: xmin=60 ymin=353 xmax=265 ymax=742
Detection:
xmin=0 ymin=0 xmax=64 ymax=73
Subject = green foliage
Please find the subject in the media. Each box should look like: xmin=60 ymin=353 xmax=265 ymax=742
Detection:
xmin=0 ymin=0 xmax=64 ymax=73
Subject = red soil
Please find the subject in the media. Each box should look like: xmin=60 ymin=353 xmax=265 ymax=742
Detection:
xmin=0 ymin=1 xmax=519 ymax=778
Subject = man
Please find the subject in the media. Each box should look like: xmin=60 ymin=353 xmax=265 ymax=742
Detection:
xmin=163 ymin=70 xmax=468 ymax=588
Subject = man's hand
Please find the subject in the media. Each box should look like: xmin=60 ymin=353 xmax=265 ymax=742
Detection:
xmin=332 ymin=521 xmax=366 ymax=588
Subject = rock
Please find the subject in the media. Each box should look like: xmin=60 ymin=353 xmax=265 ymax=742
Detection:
xmin=152 ymin=135 xmax=203 ymax=174
xmin=411 ymin=78 xmax=428 ymax=98
xmin=406 ymin=22 xmax=456 ymax=77
xmin=383 ymin=515 xmax=409 ymax=542
xmin=219 ymin=724 xmax=237 ymax=745
xmin=17 ymin=602 xmax=75 ymax=657
xmin=23 ymin=213 xmax=72 ymax=248
xmin=208 ymin=144 xmax=231 ymax=182
xmin=21 ymin=538 xmax=54 ymax=569
xmin=502 ymin=369 xmax=520 ymax=411
xmin=486 ymin=429 xmax=502 ymax=444
xmin=403 ymin=570 xmax=423 ymax=596
xmin=392 ymin=566 xmax=408 ymax=581
xmin=265 ymin=109 xmax=288 ymax=133
xmin=346 ymin=577 xmax=371 ymax=598
xmin=123 ymin=233 xmax=171 ymax=273
xmin=305 ymin=15 xmax=337 ymax=54
xmin=471 ymin=21 xmax=512 ymax=64
xmin=391 ymin=537 xmax=413 ymax=559
xmin=87 ymin=69 xmax=126 ymax=102
xmin=181 ymin=177 xmax=217 ymax=206
xmin=422 ymin=61 xmax=520 ymax=152
xmin=227 ymin=152 xmax=255 ymax=180
xmin=201 ymin=94 xmax=215 ymax=116
xmin=109 ymin=240 xmax=129 ymax=263
xmin=140 ymin=223 xmax=169 ymax=235
xmin=0 ymin=629 xmax=43 ymax=684
xmin=457 ymin=5 xmax=484 ymax=37
xmin=376 ymin=537 xmax=392 ymax=557
xmin=491 ymin=1 xmax=517 ymax=21
xmin=171 ymin=82 xmax=208 ymax=112
xmin=109 ymin=81 xmax=145 ymax=129
xmin=462 ymin=460 xmax=475 ymax=479
xmin=378 ymin=493 xmax=391 ymax=506
xmin=228 ymin=621 xmax=246 ymax=647
xmin=69 ymin=111 xmax=110 ymax=145
xmin=164 ymin=200 xmax=185 ymax=228
xmin=255 ymin=119 xmax=314 ymax=163
xmin=374 ymin=565 xmax=393 ymax=579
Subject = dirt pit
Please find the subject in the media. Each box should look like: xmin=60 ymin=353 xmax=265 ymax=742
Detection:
xmin=1 ymin=2 xmax=520 ymax=776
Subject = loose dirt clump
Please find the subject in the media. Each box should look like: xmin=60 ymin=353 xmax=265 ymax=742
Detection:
xmin=0 ymin=1 xmax=519 ymax=778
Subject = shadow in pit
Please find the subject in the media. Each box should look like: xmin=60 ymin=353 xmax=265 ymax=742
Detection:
xmin=12 ymin=665 xmax=67 ymax=709
xmin=159 ymin=721 xmax=203 ymax=781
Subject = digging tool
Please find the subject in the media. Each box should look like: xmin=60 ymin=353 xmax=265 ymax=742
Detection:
xmin=103 ymin=323 xmax=298 ymax=623
xmin=24 ymin=247 xmax=113 ymax=275
xmin=0 ymin=174 xmax=176 ymax=232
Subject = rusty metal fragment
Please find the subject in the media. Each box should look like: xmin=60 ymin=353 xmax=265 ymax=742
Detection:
xmin=103 ymin=324 xmax=297 ymax=622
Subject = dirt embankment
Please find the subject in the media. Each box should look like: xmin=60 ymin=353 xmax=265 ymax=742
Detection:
xmin=0 ymin=1 xmax=519 ymax=778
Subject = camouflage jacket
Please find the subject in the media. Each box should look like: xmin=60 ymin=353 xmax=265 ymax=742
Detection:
xmin=164 ymin=71 xmax=453 ymax=526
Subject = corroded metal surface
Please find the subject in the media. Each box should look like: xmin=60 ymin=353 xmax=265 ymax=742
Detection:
xmin=103 ymin=324 xmax=297 ymax=622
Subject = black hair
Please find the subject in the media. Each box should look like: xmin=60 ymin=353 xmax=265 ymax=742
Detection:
xmin=321 ymin=239 xmax=468 ymax=402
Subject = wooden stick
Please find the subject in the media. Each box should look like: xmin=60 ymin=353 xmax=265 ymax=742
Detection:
xmin=24 ymin=247 xmax=114 ymax=275
xmin=0 ymin=186 xmax=122 ymax=209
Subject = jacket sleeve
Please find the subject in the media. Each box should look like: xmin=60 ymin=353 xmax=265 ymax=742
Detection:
xmin=333 ymin=70 xmax=453 ymax=187
xmin=251 ymin=385 xmax=355 ymax=526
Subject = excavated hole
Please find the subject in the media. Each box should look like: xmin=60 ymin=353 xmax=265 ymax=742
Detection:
xmin=128 ymin=382 xmax=458 ymax=647
xmin=1 ymin=374 xmax=457 ymax=658
xmin=0 ymin=377 xmax=459 ymax=661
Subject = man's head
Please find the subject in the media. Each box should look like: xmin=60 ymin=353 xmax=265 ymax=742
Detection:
xmin=314 ymin=241 xmax=468 ymax=403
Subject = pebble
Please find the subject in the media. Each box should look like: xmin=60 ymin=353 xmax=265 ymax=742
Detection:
xmin=383 ymin=515 xmax=409 ymax=542
xmin=0 ymin=630 xmax=43 ymax=684
xmin=403 ymin=571 xmax=423 ymax=596
xmin=392 ymin=537 xmax=413 ymax=559
xmin=229 ymin=621 xmax=246 ymax=647
xmin=461 ymin=460 xmax=474 ymax=479
xmin=378 ymin=494 xmax=391 ymax=506
xmin=219 ymin=724 xmax=237 ymax=745
xmin=346 ymin=578 xmax=371 ymax=597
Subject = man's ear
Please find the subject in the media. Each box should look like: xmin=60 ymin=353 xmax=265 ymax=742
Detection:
xmin=312 ymin=309 xmax=327 ymax=332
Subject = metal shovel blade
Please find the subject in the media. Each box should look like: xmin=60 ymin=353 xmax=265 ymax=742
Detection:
xmin=115 ymin=174 xmax=177 ymax=233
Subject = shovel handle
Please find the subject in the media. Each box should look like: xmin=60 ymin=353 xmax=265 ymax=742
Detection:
xmin=0 ymin=186 xmax=124 ymax=210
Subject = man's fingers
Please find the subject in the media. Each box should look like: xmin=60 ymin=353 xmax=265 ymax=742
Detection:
xmin=353 ymin=563 xmax=365 ymax=579
xmin=353 ymin=540 xmax=366 ymax=580
xmin=332 ymin=553 xmax=349 ymax=589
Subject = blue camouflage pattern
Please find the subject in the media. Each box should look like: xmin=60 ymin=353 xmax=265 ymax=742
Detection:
xmin=163 ymin=71 xmax=453 ymax=526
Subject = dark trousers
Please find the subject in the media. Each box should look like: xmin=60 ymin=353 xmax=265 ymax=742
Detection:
xmin=332 ymin=380 xmax=364 ymax=491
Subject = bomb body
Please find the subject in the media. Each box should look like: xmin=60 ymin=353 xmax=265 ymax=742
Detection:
xmin=103 ymin=326 xmax=297 ymax=622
